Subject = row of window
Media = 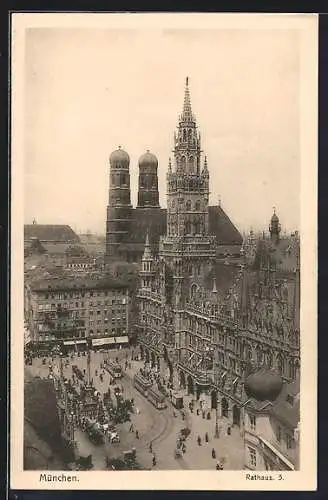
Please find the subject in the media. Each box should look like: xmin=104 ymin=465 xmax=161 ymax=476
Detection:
xmin=41 ymin=289 xmax=126 ymax=300
xmin=89 ymin=318 xmax=126 ymax=325
xmin=37 ymin=298 xmax=126 ymax=311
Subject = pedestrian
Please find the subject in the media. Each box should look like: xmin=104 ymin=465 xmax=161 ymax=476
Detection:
xmin=149 ymin=442 xmax=153 ymax=453
xmin=129 ymin=423 xmax=134 ymax=432
xmin=202 ymin=410 xmax=206 ymax=419
xmin=197 ymin=435 xmax=202 ymax=446
xmin=196 ymin=408 xmax=199 ymax=416
xmin=212 ymin=448 xmax=216 ymax=459
xmin=152 ymin=454 xmax=156 ymax=467
xmin=135 ymin=430 xmax=139 ymax=439
xmin=205 ymin=432 xmax=209 ymax=443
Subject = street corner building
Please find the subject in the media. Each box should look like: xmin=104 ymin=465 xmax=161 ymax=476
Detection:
xmin=129 ymin=79 xmax=300 ymax=470
xmin=24 ymin=276 xmax=131 ymax=353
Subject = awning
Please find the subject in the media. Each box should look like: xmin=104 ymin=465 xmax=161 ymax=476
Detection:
xmin=115 ymin=336 xmax=129 ymax=344
xmin=63 ymin=340 xmax=87 ymax=346
xmin=92 ymin=337 xmax=116 ymax=347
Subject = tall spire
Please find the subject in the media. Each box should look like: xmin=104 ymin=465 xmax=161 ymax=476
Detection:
xmin=142 ymin=230 xmax=153 ymax=260
xmin=181 ymin=76 xmax=193 ymax=122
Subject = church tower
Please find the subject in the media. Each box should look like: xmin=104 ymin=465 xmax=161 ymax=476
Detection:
xmin=166 ymin=77 xmax=210 ymax=240
xmin=161 ymin=78 xmax=216 ymax=294
xmin=140 ymin=231 xmax=154 ymax=290
xmin=269 ymin=208 xmax=281 ymax=245
xmin=105 ymin=147 xmax=132 ymax=260
xmin=160 ymin=77 xmax=216 ymax=313
xmin=137 ymin=151 xmax=160 ymax=208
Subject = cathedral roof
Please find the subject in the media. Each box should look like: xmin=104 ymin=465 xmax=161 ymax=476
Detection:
xmin=208 ymin=206 xmax=243 ymax=245
xmin=130 ymin=208 xmax=167 ymax=248
xmin=127 ymin=205 xmax=242 ymax=251
xmin=24 ymin=224 xmax=80 ymax=244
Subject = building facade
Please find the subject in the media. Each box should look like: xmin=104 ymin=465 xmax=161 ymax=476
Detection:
xmin=135 ymin=79 xmax=300 ymax=444
xmin=244 ymin=375 xmax=300 ymax=471
xmin=25 ymin=277 xmax=130 ymax=351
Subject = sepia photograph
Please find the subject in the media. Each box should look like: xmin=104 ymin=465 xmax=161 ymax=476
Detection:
xmin=11 ymin=13 xmax=317 ymax=491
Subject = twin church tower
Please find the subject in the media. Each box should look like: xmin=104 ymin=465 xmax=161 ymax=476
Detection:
xmin=105 ymin=78 xmax=242 ymax=263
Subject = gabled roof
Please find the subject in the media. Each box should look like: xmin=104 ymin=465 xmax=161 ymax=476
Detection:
xmin=24 ymin=224 xmax=80 ymax=243
xmin=126 ymin=205 xmax=242 ymax=251
xmin=208 ymin=206 xmax=243 ymax=245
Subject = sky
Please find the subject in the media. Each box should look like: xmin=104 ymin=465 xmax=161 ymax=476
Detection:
xmin=24 ymin=26 xmax=300 ymax=235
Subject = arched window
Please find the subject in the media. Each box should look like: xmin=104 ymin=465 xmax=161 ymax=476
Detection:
xmin=183 ymin=129 xmax=187 ymax=142
xmin=185 ymin=221 xmax=191 ymax=234
xmin=191 ymin=284 xmax=197 ymax=299
xmin=181 ymin=156 xmax=186 ymax=169
xmin=195 ymin=200 xmax=201 ymax=211
xmin=189 ymin=156 xmax=194 ymax=171
xmin=195 ymin=221 xmax=200 ymax=234
xmin=186 ymin=200 xmax=191 ymax=211
xmin=188 ymin=129 xmax=192 ymax=140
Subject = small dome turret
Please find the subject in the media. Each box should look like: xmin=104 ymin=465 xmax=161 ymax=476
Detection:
xmin=109 ymin=146 xmax=130 ymax=169
xmin=245 ymin=369 xmax=283 ymax=402
xmin=138 ymin=150 xmax=158 ymax=169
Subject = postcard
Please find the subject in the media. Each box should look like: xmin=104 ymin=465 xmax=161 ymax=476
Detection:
xmin=10 ymin=12 xmax=317 ymax=491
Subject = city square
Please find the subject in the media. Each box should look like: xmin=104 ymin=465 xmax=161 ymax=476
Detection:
xmin=25 ymin=346 xmax=244 ymax=471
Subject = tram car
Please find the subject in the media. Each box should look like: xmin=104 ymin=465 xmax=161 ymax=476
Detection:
xmin=133 ymin=374 xmax=152 ymax=397
xmin=106 ymin=361 xmax=123 ymax=379
xmin=147 ymin=386 xmax=167 ymax=410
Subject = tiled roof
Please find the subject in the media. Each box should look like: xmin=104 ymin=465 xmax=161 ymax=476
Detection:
xmin=130 ymin=208 xmax=167 ymax=248
xmin=24 ymin=224 xmax=80 ymax=243
xmin=125 ymin=205 xmax=242 ymax=251
xmin=208 ymin=206 xmax=243 ymax=245
xmin=29 ymin=274 xmax=129 ymax=292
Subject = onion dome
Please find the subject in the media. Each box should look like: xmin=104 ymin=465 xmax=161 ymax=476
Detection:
xmin=138 ymin=150 xmax=158 ymax=169
xmin=244 ymin=369 xmax=283 ymax=402
xmin=109 ymin=146 xmax=130 ymax=168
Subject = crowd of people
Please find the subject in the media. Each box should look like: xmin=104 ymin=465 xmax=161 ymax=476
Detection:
xmin=26 ymin=345 xmax=228 ymax=470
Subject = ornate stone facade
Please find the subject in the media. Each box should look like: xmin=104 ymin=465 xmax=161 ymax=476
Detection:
xmin=136 ymin=79 xmax=300 ymax=427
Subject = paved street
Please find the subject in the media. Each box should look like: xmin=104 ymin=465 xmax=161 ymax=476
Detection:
xmin=26 ymin=347 xmax=244 ymax=470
